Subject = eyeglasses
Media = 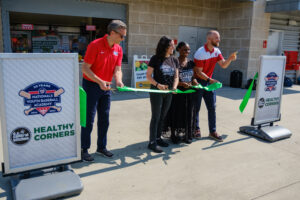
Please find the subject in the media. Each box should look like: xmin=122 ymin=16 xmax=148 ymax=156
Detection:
xmin=183 ymin=48 xmax=191 ymax=52
xmin=114 ymin=30 xmax=126 ymax=39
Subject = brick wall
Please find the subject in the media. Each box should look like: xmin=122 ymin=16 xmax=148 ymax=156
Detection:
xmin=215 ymin=0 xmax=270 ymax=87
xmin=99 ymin=0 xmax=261 ymax=87
xmin=215 ymin=0 xmax=253 ymax=86
xmin=247 ymin=0 xmax=270 ymax=82
xmin=95 ymin=0 xmax=220 ymax=86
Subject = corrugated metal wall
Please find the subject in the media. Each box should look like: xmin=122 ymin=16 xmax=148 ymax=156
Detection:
xmin=270 ymin=13 xmax=300 ymax=82
xmin=270 ymin=13 xmax=300 ymax=51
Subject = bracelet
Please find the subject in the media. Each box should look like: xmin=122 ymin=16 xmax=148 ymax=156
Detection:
xmin=156 ymin=82 xmax=158 ymax=87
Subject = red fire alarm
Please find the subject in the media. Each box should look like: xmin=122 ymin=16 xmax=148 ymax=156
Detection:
xmin=173 ymin=39 xmax=178 ymax=45
xmin=263 ymin=40 xmax=267 ymax=48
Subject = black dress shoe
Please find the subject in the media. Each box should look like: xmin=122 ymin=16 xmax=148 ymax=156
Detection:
xmin=171 ymin=136 xmax=180 ymax=144
xmin=184 ymin=139 xmax=192 ymax=144
xmin=148 ymin=143 xmax=163 ymax=153
xmin=82 ymin=152 xmax=94 ymax=162
xmin=96 ymin=149 xmax=114 ymax=157
xmin=156 ymin=138 xmax=169 ymax=147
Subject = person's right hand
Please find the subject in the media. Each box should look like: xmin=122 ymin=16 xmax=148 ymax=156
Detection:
xmin=182 ymin=82 xmax=191 ymax=88
xmin=157 ymin=83 xmax=168 ymax=90
xmin=229 ymin=52 xmax=237 ymax=61
xmin=99 ymin=81 xmax=111 ymax=91
xmin=210 ymin=79 xmax=219 ymax=84
xmin=192 ymin=79 xmax=199 ymax=86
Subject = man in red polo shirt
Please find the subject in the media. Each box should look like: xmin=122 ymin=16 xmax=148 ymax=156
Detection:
xmin=81 ymin=20 xmax=126 ymax=161
xmin=193 ymin=30 xmax=236 ymax=142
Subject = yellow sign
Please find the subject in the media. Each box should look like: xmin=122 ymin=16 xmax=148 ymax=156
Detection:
xmin=133 ymin=55 xmax=151 ymax=89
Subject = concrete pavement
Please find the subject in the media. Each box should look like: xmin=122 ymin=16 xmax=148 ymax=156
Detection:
xmin=0 ymin=85 xmax=300 ymax=200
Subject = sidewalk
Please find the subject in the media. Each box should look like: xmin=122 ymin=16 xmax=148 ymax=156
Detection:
xmin=1 ymin=85 xmax=300 ymax=200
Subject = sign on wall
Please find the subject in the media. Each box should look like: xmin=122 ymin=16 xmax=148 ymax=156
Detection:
xmin=21 ymin=24 xmax=34 ymax=30
xmin=253 ymin=56 xmax=286 ymax=125
xmin=32 ymin=33 xmax=61 ymax=53
xmin=86 ymin=25 xmax=96 ymax=31
xmin=0 ymin=53 xmax=81 ymax=175
xmin=132 ymin=55 xmax=151 ymax=89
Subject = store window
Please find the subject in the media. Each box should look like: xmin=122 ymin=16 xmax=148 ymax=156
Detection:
xmin=10 ymin=12 xmax=127 ymax=62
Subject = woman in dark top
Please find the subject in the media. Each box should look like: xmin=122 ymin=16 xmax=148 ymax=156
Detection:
xmin=146 ymin=36 xmax=179 ymax=153
xmin=163 ymin=42 xmax=198 ymax=144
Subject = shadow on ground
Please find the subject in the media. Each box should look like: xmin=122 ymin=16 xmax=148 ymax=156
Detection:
xmin=71 ymin=140 xmax=188 ymax=178
xmin=283 ymin=87 xmax=300 ymax=95
xmin=216 ymin=86 xmax=300 ymax=100
xmin=0 ymin=173 xmax=12 ymax=200
xmin=0 ymin=135 xmax=263 ymax=200
xmin=71 ymin=133 xmax=251 ymax=179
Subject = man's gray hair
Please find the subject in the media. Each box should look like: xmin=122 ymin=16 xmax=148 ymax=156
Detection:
xmin=107 ymin=20 xmax=127 ymax=34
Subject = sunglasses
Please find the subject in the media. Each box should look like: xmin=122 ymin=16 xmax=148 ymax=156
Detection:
xmin=114 ymin=30 xmax=126 ymax=39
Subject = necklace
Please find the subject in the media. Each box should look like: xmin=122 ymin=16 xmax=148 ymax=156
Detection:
xmin=179 ymin=57 xmax=188 ymax=68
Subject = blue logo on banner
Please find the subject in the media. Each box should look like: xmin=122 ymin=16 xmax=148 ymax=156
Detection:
xmin=264 ymin=72 xmax=279 ymax=92
xmin=19 ymin=82 xmax=64 ymax=116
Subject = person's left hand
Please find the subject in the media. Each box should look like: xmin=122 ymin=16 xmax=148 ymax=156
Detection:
xmin=116 ymin=81 xmax=124 ymax=88
xmin=171 ymin=87 xmax=177 ymax=94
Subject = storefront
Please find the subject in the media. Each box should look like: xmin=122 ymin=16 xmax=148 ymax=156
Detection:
xmin=2 ymin=0 xmax=127 ymax=61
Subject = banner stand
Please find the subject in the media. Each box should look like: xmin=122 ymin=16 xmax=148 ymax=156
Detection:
xmin=239 ymin=56 xmax=292 ymax=142
xmin=10 ymin=165 xmax=83 ymax=200
xmin=239 ymin=124 xmax=291 ymax=142
xmin=0 ymin=53 xmax=83 ymax=199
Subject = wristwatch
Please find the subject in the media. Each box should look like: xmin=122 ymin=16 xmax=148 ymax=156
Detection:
xmin=207 ymin=78 xmax=211 ymax=83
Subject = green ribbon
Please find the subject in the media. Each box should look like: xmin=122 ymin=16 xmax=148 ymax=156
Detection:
xmin=117 ymin=86 xmax=196 ymax=94
xmin=192 ymin=82 xmax=223 ymax=91
xmin=239 ymin=72 xmax=258 ymax=113
xmin=79 ymin=86 xmax=87 ymax=127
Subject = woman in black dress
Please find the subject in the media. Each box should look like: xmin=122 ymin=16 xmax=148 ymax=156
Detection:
xmin=146 ymin=36 xmax=179 ymax=153
xmin=164 ymin=42 xmax=198 ymax=144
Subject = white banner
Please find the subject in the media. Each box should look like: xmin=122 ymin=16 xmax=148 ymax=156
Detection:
xmin=0 ymin=53 xmax=81 ymax=175
xmin=253 ymin=56 xmax=286 ymax=125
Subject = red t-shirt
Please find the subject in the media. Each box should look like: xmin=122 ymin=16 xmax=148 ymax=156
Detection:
xmin=83 ymin=34 xmax=123 ymax=82
xmin=194 ymin=44 xmax=224 ymax=78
